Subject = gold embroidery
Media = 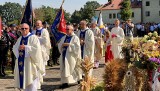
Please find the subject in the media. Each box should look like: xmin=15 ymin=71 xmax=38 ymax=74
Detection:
xmin=19 ymin=61 xmax=23 ymax=66
xmin=19 ymin=52 xmax=24 ymax=57
xmin=20 ymin=71 xmax=23 ymax=75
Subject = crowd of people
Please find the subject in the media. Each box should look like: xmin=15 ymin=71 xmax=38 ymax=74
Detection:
xmin=135 ymin=22 xmax=160 ymax=37
xmin=105 ymin=21 xmax=160 ymax=37
xmin=0 ymin=24 xmax=21 ymax=77
xmin=0 ymin=18 xmax=144 ymax=90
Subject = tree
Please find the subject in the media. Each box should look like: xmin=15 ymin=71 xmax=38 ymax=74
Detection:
xmin=120 ymin=0 xmax=132 ymax=21
xmin=0 ymin=2 xmax=22 ymax=24
xmin=70 ymin=1 xmax=100 ymax=23
xmin=81 ymin=1 xmax=100 ymax=21
xmin=34 ymin=6 xmax=56 ymax=24
xmin=34 ymin=6 xmax=70 ymax=25
xmin=70 ymin=10 xmax=82 ymax=23
xmin=42 ymin=6 xmax=56 ymax=24
xmin=64 ymin=11 xmax=71 ymax=23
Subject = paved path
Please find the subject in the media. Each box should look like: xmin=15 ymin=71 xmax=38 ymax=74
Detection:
xmin=0 ymin=58 xmax=105 ymax=91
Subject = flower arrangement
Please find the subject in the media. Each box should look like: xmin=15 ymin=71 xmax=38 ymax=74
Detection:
xmin=122 ymin=31 xmax=160 ymax=70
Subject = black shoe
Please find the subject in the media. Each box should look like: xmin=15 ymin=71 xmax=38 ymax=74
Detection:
xmin=0 ymin=73 xmax=5 ymax=77
xmin=56 ymin=62 xmax=60 ymax=65
xmin=59 ymin=83 xmax=68 ymax=89
xmin=2 ymin=67 xmax=6 ymax=76
xmin=1 ymin=73 xmax=6 ymax=77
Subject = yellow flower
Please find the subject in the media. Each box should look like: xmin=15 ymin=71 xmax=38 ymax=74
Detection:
xmin=154 ymin=51 xmax=160 ymax=57
xmin=152 ymin=37 xmax=156 ymax=40
xmin=130 ymin=58 xmax=134 ymax=62
xmin=148 ymin=32 xmax=152 ymax=36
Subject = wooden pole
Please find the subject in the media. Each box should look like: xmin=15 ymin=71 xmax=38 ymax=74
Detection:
xmin=60 ymin=0 xmax=65 ymax=8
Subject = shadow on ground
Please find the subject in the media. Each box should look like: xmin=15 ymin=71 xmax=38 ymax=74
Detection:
xmin=5 ymin=87 xmax=15 ymax=89
xmin=42 ymin=77 xmax=79 ymax=91
xmin=41 ymin=84 xmax=60 ymax=91
xmin=47 ymin=67 xmax=60 ymax=70
xmin=99 ymin=64 xmax=105 ymax=68
xmin=0 ymin=75 xmax=14 ymax=79
xmin=44 ymin=78 xmax=60 ymax=82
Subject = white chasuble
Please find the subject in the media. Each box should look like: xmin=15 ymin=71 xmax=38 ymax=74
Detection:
xmin=110 ymin=26 xmax=125 ymax=59
xmin=58 ymin=33 xmax=82 ymax=83
xmin=13 ymin=33 xmax=44 ymax=90
xmin=35 ymin=28 xmax=51 ymax=75
xmin=77 ymin=29 xmax=95 ymax=76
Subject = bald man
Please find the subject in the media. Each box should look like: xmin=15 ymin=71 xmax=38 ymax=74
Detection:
xmin=58 ymin=25 xmax=81 ymax=88
xmin=35 ymin=20 xmax=51 ymax=76
xmin=111 ymin=19 xmax=125 ymax=59
xmin=13 ymin=23 xmax=44 ymax=90
xmin=77 ymin=20 xmax=95 ymax=76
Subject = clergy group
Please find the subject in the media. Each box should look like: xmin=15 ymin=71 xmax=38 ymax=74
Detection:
xmin=12 ymin=19 xmax=125 ymax=90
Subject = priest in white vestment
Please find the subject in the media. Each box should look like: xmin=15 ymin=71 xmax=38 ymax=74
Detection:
xmin=90 ymin=22 xmax=103 ymax=68
xmin=77 ymin=20 xmax=95 ymax=76
xmin=58 ymin=25 xmax=82 ymax=88
xmin=13 ymin=23 xmax=44 ymax=91
xmin=35 ymin=20 xmax=51 ymax=76
xmin=110 ymin=19 xmax=125 ymax=59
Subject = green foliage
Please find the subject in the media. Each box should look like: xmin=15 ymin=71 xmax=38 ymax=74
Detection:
xmin=91 ymin=82 xmax=104 ymax=91
xmin=70 ymin=1 xmax=100 ymax=23
xmin=64 ymin=10 xmax=71 ymax=23
xmin=0 ymin=2 xmax=22 ymax=24
xmin=70 ymin=10 xmax=82 ymax=24
xmin=0 ymin=2 xmax=71 ymax=25
xmin=8 ymin=20 xmax=20 ymax=25
xmin=82 ymin=1 xmax=100 ymax=21
xmin=34 ymin=5 xmax=56 ymax=24
xmin=34 ymin=6 xmax=70 ymax=25
xmin=0 ymin=1 xmax=99 ymax=25
xmin=120 ymin=0 xmax=132 ymax=21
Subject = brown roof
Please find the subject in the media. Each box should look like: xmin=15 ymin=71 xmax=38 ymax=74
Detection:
xmin=95 ymin=0 xmax=142 ymax=11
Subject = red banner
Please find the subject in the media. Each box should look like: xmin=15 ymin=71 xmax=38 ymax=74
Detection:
xmin=58 ymin=9 xmax=66 ymax=33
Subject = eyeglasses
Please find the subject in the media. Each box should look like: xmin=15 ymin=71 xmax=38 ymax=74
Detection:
xmin=21 ymin=28 xmax=28 ymax=30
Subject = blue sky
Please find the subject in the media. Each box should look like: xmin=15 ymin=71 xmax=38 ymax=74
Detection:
xmin=0 ymin=0 xmax=108 ymax=14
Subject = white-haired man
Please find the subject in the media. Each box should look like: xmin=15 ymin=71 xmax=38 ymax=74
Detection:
xmin=111 ymin=19 xmax=125 ymax=59
xmin=58 ymin=25 xmax=82 ymax=88
xmin=13 ymin=23 xmax=44 ymax=90
xmin=35 ymin=20 xmax=51 ymax=76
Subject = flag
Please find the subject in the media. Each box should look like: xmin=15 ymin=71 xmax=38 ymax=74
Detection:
xmin=91 ymin=16 xmax=98 ymax=24
xmin=51 ymin=7 xmax=66 ymax=43
xmin=97 ymin=11 xmax=105 ymax=35
xmin=21 ymin=0 xmax=33 ymax=27
xmin=97 ymin=11 xmax=104 ymax=29
xmin=0 ymin=17 xmax=2 ymax=37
